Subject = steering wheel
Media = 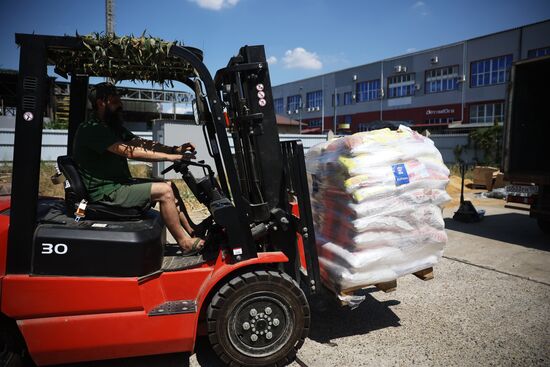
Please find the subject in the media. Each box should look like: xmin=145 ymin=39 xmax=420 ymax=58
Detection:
xmin=161 ymin=151 xmax=197 ymax=175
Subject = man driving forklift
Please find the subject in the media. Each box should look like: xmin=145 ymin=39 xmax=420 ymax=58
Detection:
xmin=73 ymin=82 xmax=205 ymax=254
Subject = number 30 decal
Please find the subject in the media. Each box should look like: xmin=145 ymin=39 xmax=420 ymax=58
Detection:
xmin=41 ymin=243 xmax=68 ymax=255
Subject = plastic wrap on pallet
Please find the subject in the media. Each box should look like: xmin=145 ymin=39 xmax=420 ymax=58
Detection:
xmin=305 ymin=125 xmax=450 ymax=295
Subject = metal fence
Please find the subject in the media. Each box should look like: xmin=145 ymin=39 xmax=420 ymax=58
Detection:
xmin=0 ymin=128 xmax=475 ymax=164
xmin=0 ymin=129 xmax=328 ymax=163
xmin=428 ymin=134 xmax=475 ymax=163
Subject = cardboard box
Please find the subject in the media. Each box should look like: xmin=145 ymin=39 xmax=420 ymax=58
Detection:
xmin=493 ymin=172 xmax=505 ymax=190
xmin=473 ymin=166 xmax=499 ymax=189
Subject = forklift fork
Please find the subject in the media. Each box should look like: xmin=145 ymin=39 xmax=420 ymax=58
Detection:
xmin=280 ymin=140 xmax=321 ymax=294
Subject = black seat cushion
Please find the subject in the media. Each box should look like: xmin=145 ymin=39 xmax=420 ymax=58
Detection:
xmin=57 ymin=155 xmax=150 ymax=221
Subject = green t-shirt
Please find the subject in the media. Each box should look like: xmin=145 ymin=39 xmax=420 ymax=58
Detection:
xmin=72 ymin=116 xmax=136 ymax=202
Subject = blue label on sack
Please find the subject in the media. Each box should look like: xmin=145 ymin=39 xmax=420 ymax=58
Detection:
xmin=392 ymin=163 xmax=410 ymax=186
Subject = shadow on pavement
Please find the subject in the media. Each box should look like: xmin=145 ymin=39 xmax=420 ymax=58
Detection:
xmin=194 ymin=336 xmax=225 ymax=367
xmin=444 ymin=213 xmax=549 ymax=251
xmin=308 ymin=289 xmax=401 ymax=344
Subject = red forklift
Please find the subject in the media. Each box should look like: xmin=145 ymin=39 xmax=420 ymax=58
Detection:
xmin=0 ymin=34 xmax=320 ymax=366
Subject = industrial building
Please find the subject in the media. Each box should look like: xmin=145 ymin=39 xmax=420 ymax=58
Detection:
xmin=272 ymin=19 xmax=550 ymax=134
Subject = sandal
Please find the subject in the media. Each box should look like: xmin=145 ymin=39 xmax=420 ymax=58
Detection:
xmin=178 ymin=238 xmax=205 ymax=257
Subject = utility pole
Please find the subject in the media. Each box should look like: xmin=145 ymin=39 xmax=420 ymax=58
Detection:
xmin=105 ymin=0 xmax=115 ymax=83
xmin=106 ymin=0 xmax=115 ymax=36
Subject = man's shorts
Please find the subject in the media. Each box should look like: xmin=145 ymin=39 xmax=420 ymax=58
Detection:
xmin=105 ymin=182 xmax=152 ymax=208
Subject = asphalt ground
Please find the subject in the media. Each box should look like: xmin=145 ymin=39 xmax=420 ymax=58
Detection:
xmin=189 ymin=195 xmax=550 ymax=367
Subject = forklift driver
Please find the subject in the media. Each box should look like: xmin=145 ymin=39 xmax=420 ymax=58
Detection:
xmin=73 ymin=82 xmax=205 ymax=255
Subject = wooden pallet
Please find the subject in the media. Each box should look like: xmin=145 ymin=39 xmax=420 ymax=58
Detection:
xmin=471 ymin=183 xmax=489 ymax=189
xmin=323 ymin=266 xmax=435 ymax=306
xmin=413 ymin=267 xmax=434 ymax=281
xmin=374 ymin=280 xmax=397 ymax=293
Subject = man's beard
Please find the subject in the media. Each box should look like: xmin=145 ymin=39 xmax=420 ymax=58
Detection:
xmin=105 ymin=107 xmax=124 ymax=129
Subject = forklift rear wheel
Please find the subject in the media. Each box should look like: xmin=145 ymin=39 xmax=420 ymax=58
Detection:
xmin=537 ymin=218 xmax=550 ymax=234
xmin=0 ymin=317 xmax=31 ymax=367
xmin=207 ymin=270 xmax=310 ymax=367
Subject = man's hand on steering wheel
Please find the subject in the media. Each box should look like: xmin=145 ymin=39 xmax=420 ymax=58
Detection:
xmin=172 ymin=142 xmax=196 ymax=155
xmin=169 ymin=143 xmax=196 ymax=161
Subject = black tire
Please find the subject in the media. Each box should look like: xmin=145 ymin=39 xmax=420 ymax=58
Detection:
xmin=207 ymin=270 xmax=310 ymax=367
xmin=538 ymin=218 xmax=550 ymax=234
xmin=0 ymin=316 xmax=32 ymax=367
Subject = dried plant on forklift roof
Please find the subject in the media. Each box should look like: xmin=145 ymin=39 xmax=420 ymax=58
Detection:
xmin=48 ymin=32 xmax=198 ymax=87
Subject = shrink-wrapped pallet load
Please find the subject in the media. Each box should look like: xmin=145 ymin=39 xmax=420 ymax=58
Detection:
xmin=305 ymin=125 xmax=451 ymax=295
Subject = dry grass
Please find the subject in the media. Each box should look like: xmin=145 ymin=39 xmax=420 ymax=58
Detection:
xmin=448 ymin=163 xmax=474 ymax=180
xmin=128 ymin=163 xmax=152 ymax=178
xmin=39 ymin=162 xmax=66 ymax=197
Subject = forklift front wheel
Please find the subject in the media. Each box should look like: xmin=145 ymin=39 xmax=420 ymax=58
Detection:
xmin=207 ymin=270 xmax=310 ymax=366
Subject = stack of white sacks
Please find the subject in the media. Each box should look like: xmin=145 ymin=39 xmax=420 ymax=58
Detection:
xmin=305 ymin=125 xmax=451 ymax=292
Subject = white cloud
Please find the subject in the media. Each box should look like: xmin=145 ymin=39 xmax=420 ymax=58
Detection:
xmin=267 ymin=56 xmax=278 ymax=64
xmin=411 ymin=1 xmax=429 ymax=15
xmin=190 ymin=0 xmax=239 ymax=10
xmin=282 ymin=48 xmax=323 ymax=70
xmin=322 ymin=52 xmax=350 ymax=67
xmin=406 ymin=48 xmax=417 ymax=53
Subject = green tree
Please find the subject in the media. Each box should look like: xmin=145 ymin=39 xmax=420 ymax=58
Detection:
xmin=468 ymin=122 xmax=503 ymax=165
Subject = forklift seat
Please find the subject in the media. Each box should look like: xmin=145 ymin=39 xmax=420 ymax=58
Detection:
xmin=57 ymin=155 xmax=150 ymax=220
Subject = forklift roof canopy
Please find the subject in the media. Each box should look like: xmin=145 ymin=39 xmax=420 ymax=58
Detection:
xmin=18 ymin=33 xmax=204 ymax=83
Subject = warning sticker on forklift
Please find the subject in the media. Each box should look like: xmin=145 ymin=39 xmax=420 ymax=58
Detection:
xmin=391 ymin=163 xmax=410 ymax=186
xmin=23 ymin=112 xmax=34 ymax=121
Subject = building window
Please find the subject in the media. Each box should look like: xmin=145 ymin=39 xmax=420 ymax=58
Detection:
xmin=356 ymin=80 xmax=381 ymax=102
xmin=425 ymin=66 xmax=459 ymax=93
xmin=274 ymin=98 xmax=284 ymax=114
xmin=469 ymin=102 xmax=504 ymax=124
xmin=343 ymin=92 xmax=353 ymax=105
xmin=388 ymin=73 xmax=415 ymax=98
xmin=287 ymin=95 xmax=302 ymax=113
xmin=357 ymin=123 xmax=369 ymax=132
xmin=306 ymin=90 xmax=323 ymax=110
xmin=528 ymin=47 xmax=550 ymax=58
xmin=332 ymin=93 xmax=340 ymax=107
xmin=470 ymin=55 xmax=512 ymax=87
xmin=309 ymin=119 xmax=322 ymax=128
xmin=425 ymin=117 xmax=455 ymax=124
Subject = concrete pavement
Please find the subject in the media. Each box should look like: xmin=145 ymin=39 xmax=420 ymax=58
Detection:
xmin=190 ymin=196 xmax=550 ymax=366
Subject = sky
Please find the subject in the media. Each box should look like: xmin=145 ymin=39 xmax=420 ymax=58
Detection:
xmin=1 ymin=0 xmax=549 ymax=87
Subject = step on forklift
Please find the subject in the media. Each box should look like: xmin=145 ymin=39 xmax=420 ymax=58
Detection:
xmin=0 ymin=34 xmax=320 ymax=367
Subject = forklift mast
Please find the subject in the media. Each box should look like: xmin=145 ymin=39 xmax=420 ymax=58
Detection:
xmin=214 ymin=46 xmax=320 ymax=289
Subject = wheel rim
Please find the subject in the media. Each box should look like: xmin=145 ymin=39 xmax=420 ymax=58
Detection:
xmin=227 ymin=291 xmax=295 ymax=358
